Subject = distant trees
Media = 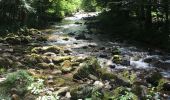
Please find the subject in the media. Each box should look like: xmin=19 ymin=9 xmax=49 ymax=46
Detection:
xmin=0 ymin=0 xmax=33 ymax=25
xmin=96 ymin=0 xmax=170 ymax=49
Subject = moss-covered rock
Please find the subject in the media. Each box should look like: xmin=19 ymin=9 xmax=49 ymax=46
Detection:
xmin=112 ymin=55 xmax=122 ymax=64
xmin=25 ymin=54 xmax=50 ymax=66
xmin=61 ymin=60 xmax=73 ymax=73
xmin=70 ymin=85 xmax=93 ymax=99
xmin=31 ymin=46 xmax=61 ymax=54
xmin=36 ymin=63 xmax=55 ymax=69
xmin=45 ymin=46 xmax=61 ymax=54
xmin=36 ymin=36 xmax=48 ymax=42
xmin=73 ymin=57 xmax=100 ymax=80
xmin=54 ymin=78 xmax=65 ymax=87
xmin=52 ymin=56 xmax=72 ymax=64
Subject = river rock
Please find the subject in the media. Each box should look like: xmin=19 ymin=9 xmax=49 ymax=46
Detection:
xmin=61 ymin=60 xmax=73 ymax=73
xmin=44 ymin=52 xmax=57 ymax=57
xmin=5 ymin=36 xmax=21 ymax=45
xmin=93 ymin=81 xmax=104 ymax=89
xmin=70 ymin=85 xmax=93 ymax=99
xmin=52 ymin=56 xmax=72 ymax=64
xmin=36 ymin=63 xmax=54 ymax=69
xmin=112 ymin=55 xmax=122 ymax=64
xmin=54 ymin=87 xmax=69 ymax=95
xmin=153 ymin=60 xmax=170 ymax=70
xmin=99 ymin=53 xmax=108 ymax=58
xmin=75 ymin=34 xmax=87 ymax=40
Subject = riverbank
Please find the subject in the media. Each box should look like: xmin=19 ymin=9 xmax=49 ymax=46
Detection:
xmin=0 ymin=12 xmax=170 ymax=100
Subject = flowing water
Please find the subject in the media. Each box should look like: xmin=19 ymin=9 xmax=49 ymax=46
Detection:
xmin=45 ymin=12 xmax=170 ymax=79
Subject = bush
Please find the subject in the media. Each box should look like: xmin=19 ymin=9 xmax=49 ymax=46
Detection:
xmin=0 ymin=70 xmax=34 ymax=98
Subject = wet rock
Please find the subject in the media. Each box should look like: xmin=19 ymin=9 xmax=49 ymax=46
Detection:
xmin=64 ymin=49 xmax=72 ymax=54
xmin=93 ymin=81 xmax=104 ymax=89
xmin=54 ymin=87 xmax=69 ymax=95
xmin=99 ymin=53 xmax=108 ymax=58
xmin=47 ymin=79 xmax=54 ymax=85
xmin=45 ymin=46 xmax=61 ymax=54
xmin=36 ymin=63 xmax=54 ymax=69
xmin=143 ymin=56 xmax=159 ymax=63
xmin=65 ymin=92 xmax=71 ymax=99
xmin=153 ymin=60 xmax=170 ymax=70
xmin=63 ymin=37 xmax=69 ymax=41
xmin=89 ymin=74 xmax=98 ymax=81
xmin=106 ymin=60 xmax=116 ymax=69
xmin=51 ymin=70 xmax=62 ymax=75
xmin=121 ymin=59 xmax=130 ymax=66
xmin=44 ymin=52 xmax=57 ymax=57
xmin=75 ymin=34 xmax=87 ymax=40
xmin=52 ymin=56 xmax=72 ymax=64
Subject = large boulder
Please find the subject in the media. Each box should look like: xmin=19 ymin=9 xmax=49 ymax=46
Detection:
xmin=70 ymin=85 xmax=93 ymax=99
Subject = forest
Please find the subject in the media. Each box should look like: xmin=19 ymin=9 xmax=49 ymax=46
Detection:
xmin=0 ymin=0 xmax=169 ymax=100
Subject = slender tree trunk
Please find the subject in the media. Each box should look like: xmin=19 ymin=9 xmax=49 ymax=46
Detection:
xmin=145 ymin=0 xmax=152 ymax=30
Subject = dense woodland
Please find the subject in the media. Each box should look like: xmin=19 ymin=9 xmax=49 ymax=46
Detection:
xmin=0 ymin=0 xmax=170 ymax=100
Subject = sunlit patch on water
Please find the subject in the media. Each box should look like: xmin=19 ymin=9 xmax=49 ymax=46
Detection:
xmin=55 ymin=24 xmax=80 ymax=29
xmin=130 ymin=59 xmax=150 ymax=68
xmin=65 ymin=12 xmax=99 ymax=20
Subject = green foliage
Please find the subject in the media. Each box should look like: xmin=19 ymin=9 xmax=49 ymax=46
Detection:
xmin=110 ymin=87 xmax=138 ymax=100
xmin=51 ymin=0 xmax=81 ymax=18
xmin=0 ymin=70 xmax=34 ymax=98
xmin=27 ymin=79 xmax=44 ymax=95
xmin=81 ymin=0 xmax=101 ymax=12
